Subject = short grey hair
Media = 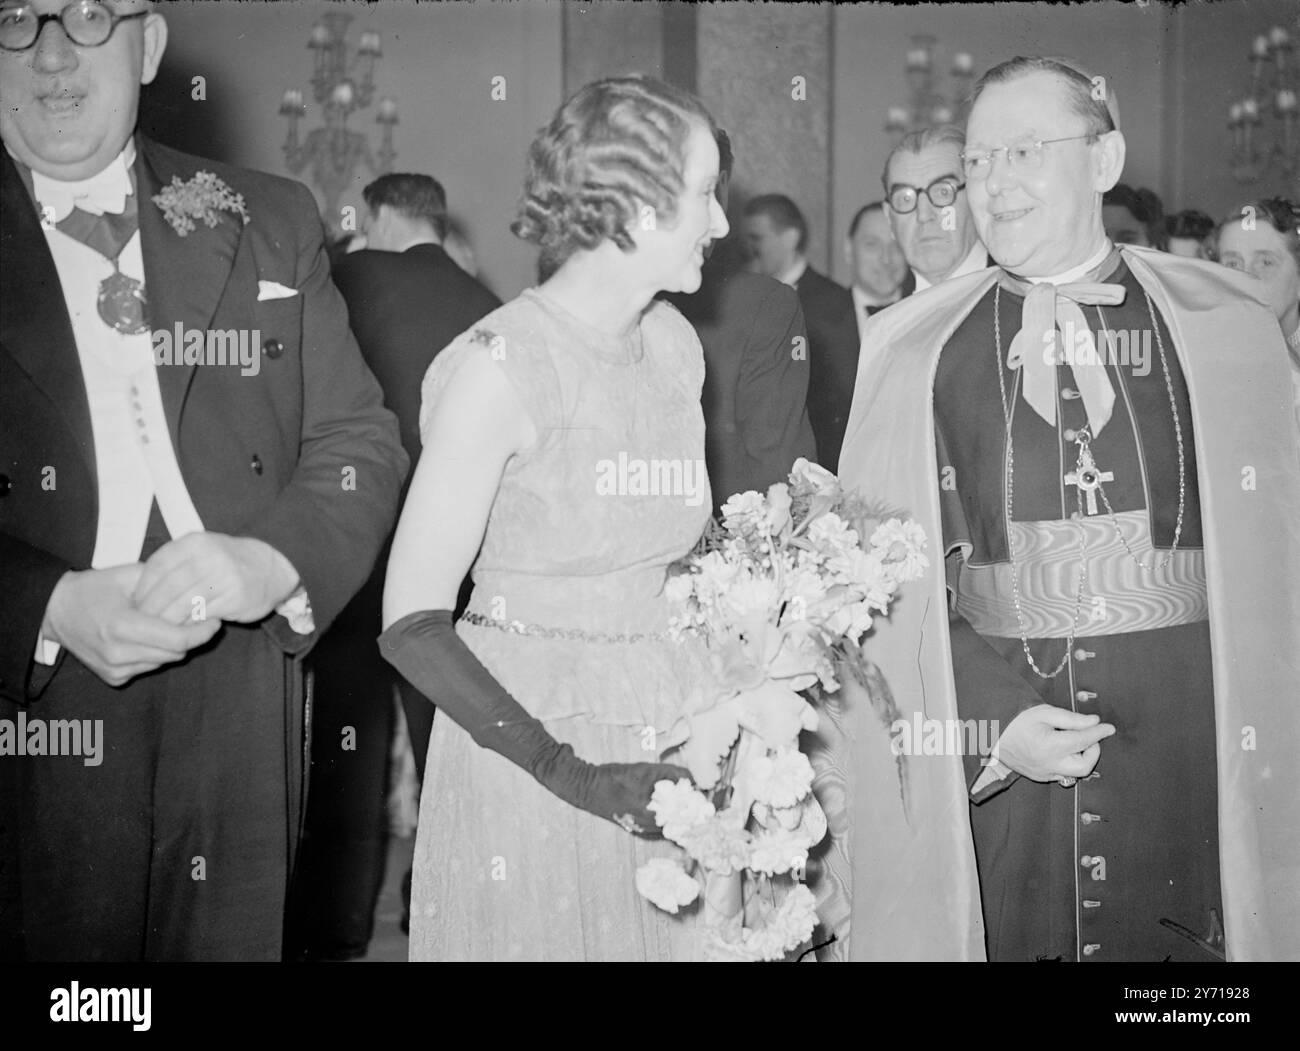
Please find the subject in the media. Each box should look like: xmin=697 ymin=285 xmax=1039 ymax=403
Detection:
xmin=881 ymin=124 xmax=967 ymax=194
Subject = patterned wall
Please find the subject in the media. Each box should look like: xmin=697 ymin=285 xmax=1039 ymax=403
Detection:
xmin=697 ymin=5 xmax=835 ymax=274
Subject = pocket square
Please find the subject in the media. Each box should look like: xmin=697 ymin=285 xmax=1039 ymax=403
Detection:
xmin=257 ymin=280 xmax=299 ymax=301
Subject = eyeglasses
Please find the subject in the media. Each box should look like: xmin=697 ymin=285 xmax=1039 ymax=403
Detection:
xmin=887 ymin=177 xmax=965 ymax=215
xmin=960 ymin=135 xmax=1097 ymax=180
xmin=0 ymin=1 xmax=146 ymax=51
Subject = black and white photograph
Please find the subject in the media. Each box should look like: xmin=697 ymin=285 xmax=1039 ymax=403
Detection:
xmin=1 ymin=0 xmax=1297 ymax=1004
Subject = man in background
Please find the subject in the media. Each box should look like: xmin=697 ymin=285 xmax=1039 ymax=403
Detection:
xmin=844 ymin=200 xmax=912 ymax=336
xmin=1103 ymin=183 xmax=1167 ymax=250
xmin=668 ymin=134 xmax=815 ymax=512
xmin=883 ymin=125 xmax=988 ymax=293
xmin=741 ymin=193 xmax=858 ymax=472
xmin=288 ymin=172 xmax=499 ymax=957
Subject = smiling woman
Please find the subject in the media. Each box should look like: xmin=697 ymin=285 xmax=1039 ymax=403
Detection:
xmin=0 ymin=0 xmax=166 ymax=181
xmin=377 ymin=75 xmax=735 ymax=961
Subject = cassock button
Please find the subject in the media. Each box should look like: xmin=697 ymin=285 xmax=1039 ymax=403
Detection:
xmin=0 ymin=473 xmax=10 ymax=495
xmin=1082 ymin=899 xmax=1102 ymax=908
xmin=262 ymin=338 xmax=285 ymax=359
xmin=1082 ymin=943 xmax=1101 ymax=956
xmin=1073 ymin=648 xmax=1096 ymax=661
xmin=1064 ymin=428 xmax=1078 ymax=442
xmin=1081 ymin=812 xmax=1101 ymax=824
xmin=1076 ymin=690 xmax=1097 ymax=703
xmin=1062 ymin=388 xmax=1081 ymax=400
xmin=250 ymin=454 xmax=264 ymax=476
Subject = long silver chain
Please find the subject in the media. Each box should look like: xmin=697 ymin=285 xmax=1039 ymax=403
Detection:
xmin=1090 ymin=291 xmax=1186 ymax=571
xmin=991 ymin=283 xmax=1188 ymax=678
xmin=994 ymin=284 xmax=1088 ymax=679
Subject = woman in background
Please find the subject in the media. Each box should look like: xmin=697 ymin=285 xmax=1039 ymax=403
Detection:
xmin=379 ymin=76 xmax=729 ymax=961
xmin=1216 ymin=197 xmax=1300 ymax=429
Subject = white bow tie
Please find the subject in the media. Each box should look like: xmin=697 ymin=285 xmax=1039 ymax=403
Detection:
xmin=32 ymin=146 xmax=135 ymax=221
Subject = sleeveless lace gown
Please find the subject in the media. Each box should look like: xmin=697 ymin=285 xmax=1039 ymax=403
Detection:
xmin=407 ymin=289 xmax=717 ymax=961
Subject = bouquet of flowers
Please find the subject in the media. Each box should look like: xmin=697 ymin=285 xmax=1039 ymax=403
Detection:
xmin=635 ymin=458 xmax=928 ymax=961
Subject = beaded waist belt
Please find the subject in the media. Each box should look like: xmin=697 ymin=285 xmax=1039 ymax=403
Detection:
xmin=955 ymin=510 xmax=1208 ymax=639
xmin=460 ymin=610 xmax=669 ymax=645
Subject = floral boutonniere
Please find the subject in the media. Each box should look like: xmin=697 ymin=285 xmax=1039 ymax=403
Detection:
xmin=152 ymin=171 xmax=250 ymax=236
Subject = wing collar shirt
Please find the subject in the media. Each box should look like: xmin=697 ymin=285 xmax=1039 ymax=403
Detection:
xmin=25 ymin=143 xmax=312 ymax=663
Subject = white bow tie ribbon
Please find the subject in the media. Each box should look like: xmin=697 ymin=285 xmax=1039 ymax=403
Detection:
xmin=1005 ymin=280 xmax=1127 ymax=437
xmin=31 ymin=154 xmax=134 ymax=221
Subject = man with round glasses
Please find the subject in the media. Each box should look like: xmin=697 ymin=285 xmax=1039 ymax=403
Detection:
xmin=0 ymin=0 xmax=406 ymax=961
xmin=882 ymin=125 xmax=988 ymax=294
xmin=841 ymin=56 xmax=1299 ymax=962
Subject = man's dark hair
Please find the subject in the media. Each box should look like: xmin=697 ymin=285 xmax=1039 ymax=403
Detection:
xmin=881 ymin=125 xmax=966 ymax=195
xmin=1166 ymin=209 xmax=1215 ymax=243
xmin=363 ymin=173 xmax=448 ymax=239
xmin=971 ymin=56 xmax=1116 ymax=139
xmin=743 ymin=193 xmax=808 ymax=252
xmin=848 ymin=200 xmax=887 ymax=238
xmin=1104 ymin=183 xmax=1167 ymax=250
xmin=716 ymin=128 xmax=734 ymax=181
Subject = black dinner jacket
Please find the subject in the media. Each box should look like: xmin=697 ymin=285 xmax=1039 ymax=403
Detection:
xmin=331 ymin=243 xmax=501 ymax=470
xmin=667 ymin=259 xmax=817 ymax=512
xmin=793 ymin=264 xmax=859 ymax=474
xmin=0 ymin=135 xmax=407 ymax=702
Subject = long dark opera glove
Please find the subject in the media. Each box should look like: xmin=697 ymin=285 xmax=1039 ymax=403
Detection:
xmin=378 ymin=610 xmax=691 ymax=837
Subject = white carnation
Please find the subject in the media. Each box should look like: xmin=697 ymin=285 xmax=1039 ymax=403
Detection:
xmin=648 ymin=778 xmax=715 ymax=841
xmin=634 ymin=858 xmax=701 ymax=914
xmin=749 ymin=748 xmax=816 ymax=809
xmin=749 ymin=829 xmax=812 ymax=875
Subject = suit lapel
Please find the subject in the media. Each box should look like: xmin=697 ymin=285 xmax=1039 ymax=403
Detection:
xmin=134 ymin=135 xmax=244 ymax=443
xmin=0 ymin=149 xmax=97 ymax=482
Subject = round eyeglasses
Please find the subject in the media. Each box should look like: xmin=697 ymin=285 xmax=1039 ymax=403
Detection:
xmin=960 ymin=135 xmax=1096 ymax=180
xmin=887 ymin=178 xmax=965 ymax=215
xmin=0 ymin=1 xmax=146 ymax=51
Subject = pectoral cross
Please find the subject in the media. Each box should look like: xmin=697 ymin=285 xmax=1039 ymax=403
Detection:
xmin=1065 ymin=442 xmax=1114 ymax=516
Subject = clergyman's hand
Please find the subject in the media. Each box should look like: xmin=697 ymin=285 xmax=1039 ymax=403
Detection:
xmin=994 ymin=703 xmax=1115 ymax=783
xmin=41 ymin=564 xmax=222 ymax=687
xmin=131 ymin=533 xmax=300 ymax=626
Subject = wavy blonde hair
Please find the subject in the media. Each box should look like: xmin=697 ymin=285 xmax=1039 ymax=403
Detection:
xmin=512 ymin=76 xmax=718 ymax=276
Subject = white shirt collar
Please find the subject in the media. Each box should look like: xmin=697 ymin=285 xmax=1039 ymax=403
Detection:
xmin=1021 ymin=239 xmax=1114 ymax=287
xmin=911 ymin=239 xmax=987 ymax=292
xmin=778 ymin=257 xmax=808 ymax=288
xmin=29 ymin=140 xmax=136 ymax=221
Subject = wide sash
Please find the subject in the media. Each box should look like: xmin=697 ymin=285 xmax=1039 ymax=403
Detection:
xmin=955 ymin=510 xmax=1208 ymax=638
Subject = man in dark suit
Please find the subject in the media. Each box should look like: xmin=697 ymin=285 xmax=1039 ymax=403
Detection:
xmin=0 ymin=0 xmax=406 ymax=961
xmin=883 ymin=125 xmax=990 ymax=296
xmin=668 ymin=136 xmax=815 ymax=511
xmin=287 ymin=174 xmax=499 ymax=957
xmin=740 ymin=194 xmax=858 ymax=473
xmin=843 ymin=200 xmax=913 ymax=338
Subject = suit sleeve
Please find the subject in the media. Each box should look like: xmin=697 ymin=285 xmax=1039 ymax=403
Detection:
xmin=238 ymin=184 xmax=409 ymax=654
xmin=0 ymin=534 xmax=72 ymax=703
xmin=735 ymin=284 xmax=817 ymax=488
